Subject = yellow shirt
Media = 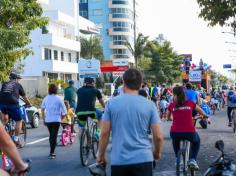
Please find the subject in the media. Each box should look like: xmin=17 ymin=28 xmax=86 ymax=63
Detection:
xmin=61 ymin=108 xmax=75 ymax=125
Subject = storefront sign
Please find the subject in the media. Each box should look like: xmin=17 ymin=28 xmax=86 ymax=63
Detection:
xmin=189 ymin=71 xmax=201 ymax=82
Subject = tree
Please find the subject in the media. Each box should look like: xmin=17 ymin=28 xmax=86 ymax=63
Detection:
xmin=0 ymin=0 xmax=48 ymax=81
xmin=197 ymin=0 xmax=236 ymax=29
xmin=145 ymin=41 xmax=182 ymax=85
xmin=125 ymin=33 xmax=149 ymax=68
xmin=80 ymin=36 xmax=104 ymax=61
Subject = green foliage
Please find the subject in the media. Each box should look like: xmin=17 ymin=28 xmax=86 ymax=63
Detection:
xmin=125 ymin=33 xmax=149 ymax=68
xmin=0 ymin=0 xmax=48 ymax=81
xmin=80 ymin=36 xmax=104 ymax=61
xmin=48 ymin=79 xmax=67 ymax=89
xmin=197 ymin=0 xmax=236 ymax=28
xmin=145 ymin=41 xmax=182 ymax=85
xmin=210 ymin=70 xmax=231 ymax=88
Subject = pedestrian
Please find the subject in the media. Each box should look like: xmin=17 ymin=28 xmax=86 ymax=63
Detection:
xmin=117 ymin=80 xmax=124 ymax=95
xmin=227 ymin=86 xmax=236 ymax=127
xmin=97 ymin=68 xmax=164 ymax=176
xmin=41 ymin=84 xmax=67 ymax=159
xmin=64 ymin=80 xmax=77 ymax=110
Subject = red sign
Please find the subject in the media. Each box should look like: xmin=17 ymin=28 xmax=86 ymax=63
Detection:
xmin=101 ymin=66 xmax=129 ymax=72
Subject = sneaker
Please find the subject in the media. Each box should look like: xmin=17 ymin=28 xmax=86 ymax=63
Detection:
xmin=48 ymin=153 xmax=56 ymax=159
xmin=188 ymin=159 xmax=200 ymax=171
xmin=228 ymin=122 xmax=232 ymax=127
xmin=88 ymin=163 xmax=106 ymax=176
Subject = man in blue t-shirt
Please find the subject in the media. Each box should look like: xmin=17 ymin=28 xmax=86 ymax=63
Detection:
xmin=227 ymin=86 xmax=236 ymax=127
xmin=185 ymin=83 xmax=199 ymax=104
xmin=97 ymin=69 xmax=163 ymax=176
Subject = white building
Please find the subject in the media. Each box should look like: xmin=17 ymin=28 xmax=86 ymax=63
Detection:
xmin=22 ymin=0 xmax=100 ymax=81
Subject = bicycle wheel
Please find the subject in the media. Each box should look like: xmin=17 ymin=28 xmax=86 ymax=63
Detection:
xmin=176 ymin=149 xmax=186 ymax=176
xmin=80 ymin=128 xmax=91 ymax=166
xmin=92 ymin=123 xmax=99 ymax=159
xmin=61 ymin=131 xmax=68 ymax=146
xmin=19 ymin=122 xmax=27 ymax=148
xmin=233 ymin=114 xmax=236 ymax=133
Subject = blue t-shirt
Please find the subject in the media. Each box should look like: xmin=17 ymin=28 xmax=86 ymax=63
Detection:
xmin=103 ymin=94 xmax=161 ymax=165
xmin=185 ymin=89 xmax=198 ymax=103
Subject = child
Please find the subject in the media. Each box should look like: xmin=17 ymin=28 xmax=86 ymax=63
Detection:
xmin=61 ymin=101 xmax=76 ymax=135
xmin=159 ymin=96 xmax=169 ymax=120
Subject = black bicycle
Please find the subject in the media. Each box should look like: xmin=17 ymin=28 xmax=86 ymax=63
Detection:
xmin=80 ymin=117 xmax=99 ymax=166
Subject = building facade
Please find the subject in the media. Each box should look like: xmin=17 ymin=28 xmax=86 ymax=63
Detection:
xmin=79 ymin=0 xmax=137 ymax=64
xmin=22 ymin=0 xmax=99 ymax=82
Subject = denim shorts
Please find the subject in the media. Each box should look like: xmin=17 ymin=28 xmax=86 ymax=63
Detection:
xmin=0 ymin=104 xmax=22 ymax=121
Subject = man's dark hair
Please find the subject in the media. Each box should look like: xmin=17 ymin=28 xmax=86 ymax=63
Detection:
xmin=123 ymin=69 xmax=142 ymax=90
xmin=84 ymin=77 xmax=95 ymax=85
xmin=186 ymin=82 xmax=192 ymax=89
xmin=48 ymin=84 xmax=58 ymax=95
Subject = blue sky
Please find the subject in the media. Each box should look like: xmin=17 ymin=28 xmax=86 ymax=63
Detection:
xmin=138 ymin=0 xmax=236 ymax=77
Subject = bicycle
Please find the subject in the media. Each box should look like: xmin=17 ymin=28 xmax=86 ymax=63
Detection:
xmin=176 ymin=140 xmax=195 ymax=176
xmin=61 ymin=124 xmax=75 ymax=146
xmin=80 ymin=117 xmax=99 ymax=166
xmin=230 ymin=108 xmax=236 ymax=133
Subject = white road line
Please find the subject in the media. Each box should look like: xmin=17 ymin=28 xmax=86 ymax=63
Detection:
xmin=26 ymin=133 xmax=62 ymax=145
xmin=27 ymin=137 xmax=49 ymax=145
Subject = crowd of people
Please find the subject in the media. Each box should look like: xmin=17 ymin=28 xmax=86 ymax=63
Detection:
xmin=0 ymin=69 xmax=235 ymax=176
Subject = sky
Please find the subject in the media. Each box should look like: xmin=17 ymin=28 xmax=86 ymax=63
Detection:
xmin=138 ymin=0 xmax=236 ymax=78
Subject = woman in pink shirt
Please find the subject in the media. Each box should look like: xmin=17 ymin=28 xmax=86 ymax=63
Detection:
xmin=168 ymin=86 xmax=206 ymax=171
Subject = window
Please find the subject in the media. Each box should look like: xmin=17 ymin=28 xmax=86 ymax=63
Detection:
xmin=54 ymin=50 xmax=58 ymax=60
xmin=68 ymin=53 xmax=72 ymax=62
xmin=76 ymin=52 xmax=79 ymax=63
xmin=113 ymin=35 xmax=129 ymax=45
xmin=44 ymin=48 xmax=51 ymax=60
xmin=92 ymin=9 xmax=102 ymax=16
xmin=80 ymin=0 xmax=88 ymax=3
xmin=110 ymin=8 xmax=131 ymax=18
xmin=112 ymin=22 xmax=130 ymax=32
xmin=80 ymin=10 xmax=88 ymax=18
xmin=112 ymin=0 xmax=128 ymax=5
xmin=61 ymin=52 xmax=64 ymax=61
xmin=112 ymin=49 xmax=130 ymax=58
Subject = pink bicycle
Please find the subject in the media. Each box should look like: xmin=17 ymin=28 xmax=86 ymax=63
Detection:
xmin=61 ymin=125 xmax=75 ymax=146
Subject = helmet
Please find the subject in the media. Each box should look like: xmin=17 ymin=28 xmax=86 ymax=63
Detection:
xmin=68 ymin=80 xmax=74 ymax=85
xmin=84 ymin=77 xmax=94 ymax=85
xmin=9 ymin=72 xmax=22 ymax=80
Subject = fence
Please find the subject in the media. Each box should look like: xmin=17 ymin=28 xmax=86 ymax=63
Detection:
xmin=20 ymin=77 xmax=49 ymax=97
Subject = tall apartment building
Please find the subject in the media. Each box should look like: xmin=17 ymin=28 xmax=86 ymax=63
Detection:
xmin=79 ymin=0 xmax=137 ymax=64
xmin=22 ymin=0 xmax=99 ymax=81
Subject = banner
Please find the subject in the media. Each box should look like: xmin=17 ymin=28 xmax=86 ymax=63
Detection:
xmin=189 ymin=71 xmax=201 ymax=82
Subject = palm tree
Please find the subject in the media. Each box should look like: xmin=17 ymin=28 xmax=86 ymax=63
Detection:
xmin=80 ymin=36 xmax=104 ymax=61
xmin=125 ymin=33 xmax=149 ymax=68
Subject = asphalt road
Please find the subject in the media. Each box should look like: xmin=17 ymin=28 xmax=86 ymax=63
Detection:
xmin=19 ymin=109 xmax=236 ymax=176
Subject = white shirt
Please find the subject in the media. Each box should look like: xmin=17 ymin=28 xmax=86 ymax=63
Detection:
xmin=41 ymin=94 xmax=67 ymax=123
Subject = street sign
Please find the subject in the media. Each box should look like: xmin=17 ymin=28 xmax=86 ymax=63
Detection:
xmin=223 ymin=64 xmax=232 ymax=69
xmin=112 ymin=59 xmax=129 ymax=66
xmin=113 ymin=72 xmax=124 ymax=77
xmin=189 ymin=70 xmax=201 ymax=82
xmin=78 ymin=59 xmax=101 ymax=75
xmin=101 ymin=66 xmax=129 ymax=72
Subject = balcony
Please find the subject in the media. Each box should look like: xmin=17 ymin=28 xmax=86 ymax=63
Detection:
xmin=109 ymin=41 xmax=127 ymax=49
xmin=41 ymin=33 xmax=80 ymax=52
xmin=42 ymin=60 xmax=78 ymax=74
xmin=108 ymin=0 xmax=131 ymax=9
xmin=108 ymin=28 xmax=132 ymax=36
xmin=43 ymin=10 xmax=76 ymax=26
xmin=109 ymin=14 xmax=132 ymax=22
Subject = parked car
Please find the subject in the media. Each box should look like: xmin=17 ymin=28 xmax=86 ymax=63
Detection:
xmin=19 ymin=99 xmax=40 ymax=128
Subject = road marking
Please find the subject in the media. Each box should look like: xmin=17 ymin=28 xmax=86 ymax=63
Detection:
xmin=27 ymin=137 xmax=49 ymax=145
xmin=26 ymin=133 xmax=62 ymax=145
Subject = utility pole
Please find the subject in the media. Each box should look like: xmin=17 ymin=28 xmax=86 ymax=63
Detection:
xmin=133 ymin=0 xmax=137 ymax=68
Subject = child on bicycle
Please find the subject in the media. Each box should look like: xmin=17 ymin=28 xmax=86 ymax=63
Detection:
xmin=159 ymin=96 xmax=169 ymax=120
xmin=61 ymin=101 xmax=76 ymax=135
xmin=167 ymin=86 xmax=207 ymax=171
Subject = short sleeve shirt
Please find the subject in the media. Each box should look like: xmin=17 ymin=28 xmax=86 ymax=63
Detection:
xmin=0 ymin=80 xmax=25 ymax=105
xmin=227 ymin=90 xmax=236 ymax=107
xmin=103 ymin=94 xmax=161 ymax=165
xmin=64 ymin=86 xmax=77 ymax=102
xmin=185 ymin=89 xmax=198 ymax=103
xmin=168 ymin=100 xmax=196 ymax=133
xmin=76 ymin=86 xmax=102 ymax=112
xmin=41 ymin=95 xmax=67 ymax=123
